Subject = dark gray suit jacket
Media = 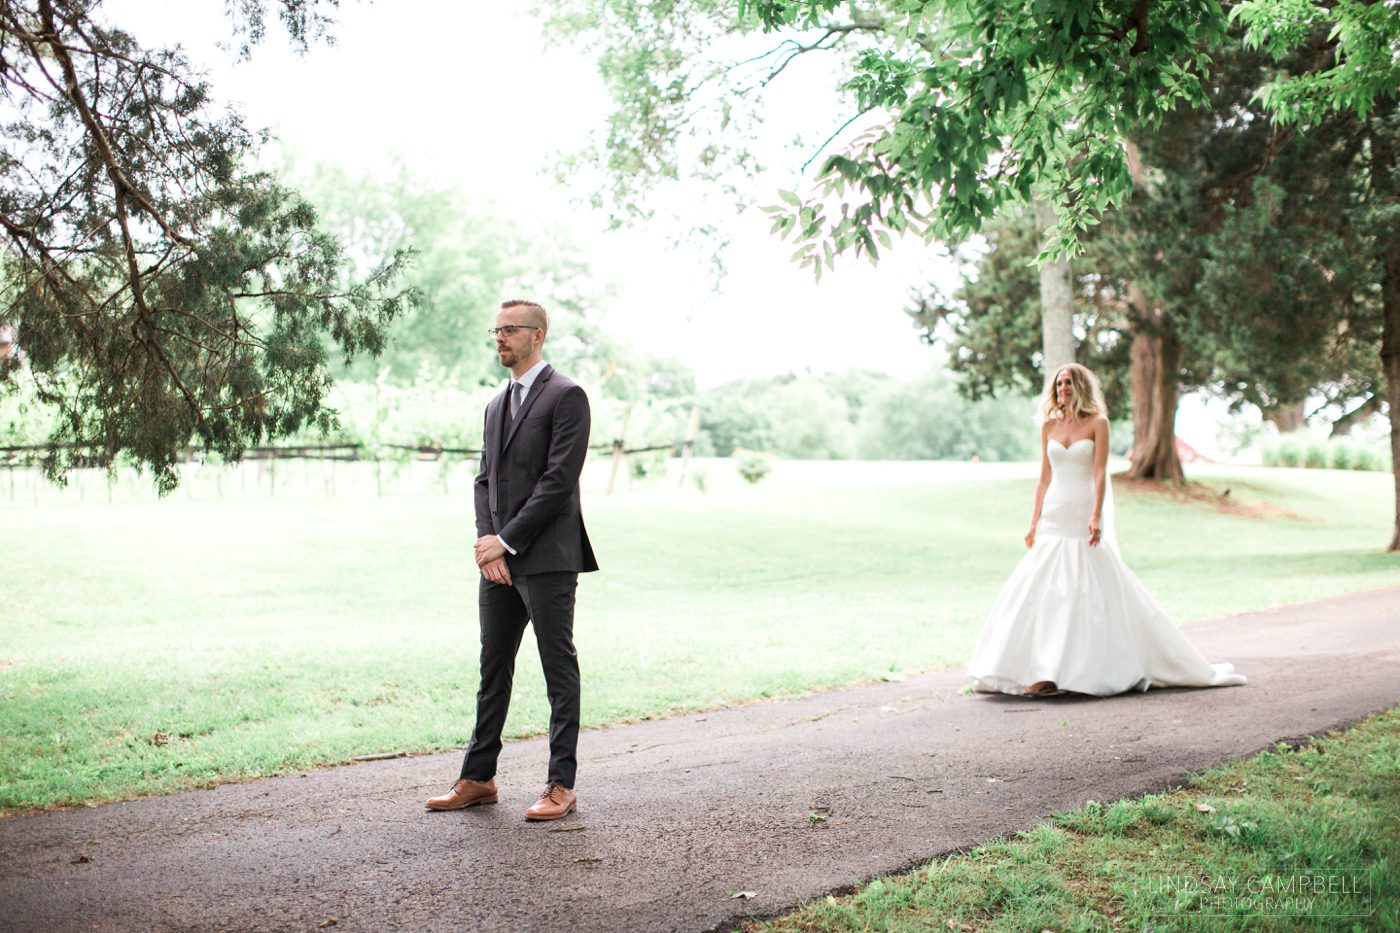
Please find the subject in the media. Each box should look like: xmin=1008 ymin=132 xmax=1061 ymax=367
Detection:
xmin=475 ymin=364 xmax=599 ymax=576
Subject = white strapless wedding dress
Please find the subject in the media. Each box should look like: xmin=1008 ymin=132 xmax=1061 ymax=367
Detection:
xmin=968 ymin=438 xmax=1246 ymax=696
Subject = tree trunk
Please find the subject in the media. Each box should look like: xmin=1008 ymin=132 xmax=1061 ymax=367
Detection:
xmin=1129 ymin=309 xmax=1156 ymax=459
xmin=1372 ymin=105 xmax=1400 ymax=551
xmin=1033 ymin=197 xmax=1076 ymax=386
xmin=1120 ymin=141 xmax=1184 ymax=482
xmin=1384 ymin=333 xmax=1400 ymax=552
xmin=1125 ymin=325 xmax=1185 ymax=481
xmin=1264 ymin=402 xmax=1307 ymax=433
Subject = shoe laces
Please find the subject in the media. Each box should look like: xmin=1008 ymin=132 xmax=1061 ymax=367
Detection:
xmin=539 ymin=783 xmax=565 ymax=803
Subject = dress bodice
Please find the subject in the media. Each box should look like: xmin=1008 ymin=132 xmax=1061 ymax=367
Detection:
xmin=1040 ymin=438 xmax=1095 ymax=540
xmin=1048 ymin=436 xmax=1094 ymax=478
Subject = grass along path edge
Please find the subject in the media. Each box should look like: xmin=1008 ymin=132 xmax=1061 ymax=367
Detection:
xmin=743 ymin=705 xmax=1400 ymax=933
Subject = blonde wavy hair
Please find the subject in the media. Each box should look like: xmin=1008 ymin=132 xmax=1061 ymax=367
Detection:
xmin=1042 ymin=363 xmax=1108 ymax=423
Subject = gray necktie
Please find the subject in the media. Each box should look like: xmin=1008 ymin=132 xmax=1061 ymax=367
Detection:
xmin=509 ymin=381 xmax=523 ymax=421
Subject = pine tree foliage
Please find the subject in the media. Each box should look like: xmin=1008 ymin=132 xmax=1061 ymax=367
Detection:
xmin=0 ymin=0 xmax=414 ymax=491
xmin=907 ymin=205 xmax=1133 ymax=407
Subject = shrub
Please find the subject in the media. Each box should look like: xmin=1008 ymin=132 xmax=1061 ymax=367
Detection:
xmin=1265 ymin=435 xmax=1393 ymax=471
xmin=1352 ymin=443 xmax=1389 ymax=472
xmin=630 ymin=452 xmax=666 ymax=482
xmin=1328 ymin=441 xmax=1356 ymax=471
xmin=1273 ymin=435 xmax=1303 ymax=467
xmin=736 ymin=451 xmax=772 ymax=484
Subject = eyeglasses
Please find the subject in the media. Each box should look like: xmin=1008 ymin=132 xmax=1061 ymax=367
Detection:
xmin=488 ymin=325 xmax=540 ymax=337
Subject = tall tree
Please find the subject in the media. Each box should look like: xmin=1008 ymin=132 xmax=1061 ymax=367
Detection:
xmin=555 ymin=0 xmax=1400 ymax=545
xmin=1033 ymin=198 xmax=1076 ymax=382
xmin=1228 ymin=2 xmax=1399 ymax=546
xmin=0 ymin=0 xmax=413 ymax=491
xmin=1360 ymin=101 xmax=1400 ymax=549
xmin=912 ymin=39 xmax=1384 ymax=483
xmin=766 ymin=0 xmax=1399 ymax=541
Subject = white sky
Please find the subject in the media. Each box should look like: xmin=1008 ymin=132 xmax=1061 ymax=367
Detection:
xmin=109 ymin=0 xmax=957 ymax=386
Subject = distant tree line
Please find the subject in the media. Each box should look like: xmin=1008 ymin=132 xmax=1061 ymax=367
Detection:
xmin=692 ymin=368 xmax=1037 ymax=461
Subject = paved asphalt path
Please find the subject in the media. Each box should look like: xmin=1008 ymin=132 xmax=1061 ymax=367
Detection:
xmin=2 ymin=587 xmax=1397 ymax=933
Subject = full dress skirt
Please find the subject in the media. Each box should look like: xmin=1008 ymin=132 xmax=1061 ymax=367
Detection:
xmin=967 ymin=438 xmax=1246 ymax=696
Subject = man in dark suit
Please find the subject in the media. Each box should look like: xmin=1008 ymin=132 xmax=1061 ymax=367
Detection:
xmin=426 ymin=299 xmax=598 ymax=821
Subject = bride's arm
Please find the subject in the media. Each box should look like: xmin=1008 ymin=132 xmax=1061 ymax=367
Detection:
xmin=1026 ymin=422 xmax=1052 ymax=548
xmin=1089 ymin=416 xmax=1110 ymax=545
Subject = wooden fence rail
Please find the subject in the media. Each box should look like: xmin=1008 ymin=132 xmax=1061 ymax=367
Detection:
xmin=0 ymin=440 xmax=682 ymax=468
xmin=0 ymin=407 xmax=698 ymax=499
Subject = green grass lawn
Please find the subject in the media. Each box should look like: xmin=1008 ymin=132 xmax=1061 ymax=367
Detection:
xmin=1 ymin=460 xmax=1397 ymax=812
xmin=747 ymin=703 xmax=1400 ymax=932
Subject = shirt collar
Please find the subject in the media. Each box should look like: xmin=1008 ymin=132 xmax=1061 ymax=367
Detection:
xmin=512 ymin=359 xmax=548 ymax=392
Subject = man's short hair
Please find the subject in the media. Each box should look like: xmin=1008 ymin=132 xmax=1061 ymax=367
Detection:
xmin=500 ymin=299 xmax=548 ymax=333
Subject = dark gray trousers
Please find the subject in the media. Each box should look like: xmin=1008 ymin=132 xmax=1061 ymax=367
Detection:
xmin=460 ymin=571 xmax=580 ymax=789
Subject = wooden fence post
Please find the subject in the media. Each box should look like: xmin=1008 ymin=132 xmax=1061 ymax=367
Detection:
xmin=606 ymin=404 xmax=632 ymax=496
xmin=677 ymin=407 xmax=700 ymax=489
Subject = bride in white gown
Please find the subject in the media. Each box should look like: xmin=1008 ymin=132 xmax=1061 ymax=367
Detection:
xmin=968 ymin=363 xmax=1246 ymax=697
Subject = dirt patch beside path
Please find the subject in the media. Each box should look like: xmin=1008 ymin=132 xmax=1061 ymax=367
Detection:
xmin=1113 ymin=472 xmax=1306 ymax=520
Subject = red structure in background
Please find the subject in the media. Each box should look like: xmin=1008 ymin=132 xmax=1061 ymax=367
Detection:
xmin=1125 ymin=437 xmax=1216 ymax=464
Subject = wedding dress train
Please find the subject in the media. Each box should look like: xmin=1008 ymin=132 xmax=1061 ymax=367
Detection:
xmin=967 ymin=438 xmax=1246 ymax=697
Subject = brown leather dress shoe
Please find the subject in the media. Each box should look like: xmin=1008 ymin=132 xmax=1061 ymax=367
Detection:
xmin=524 ymin=783 xmax=577 ymax=821
xmin=425 ymin=778 xmax=498 ymax=811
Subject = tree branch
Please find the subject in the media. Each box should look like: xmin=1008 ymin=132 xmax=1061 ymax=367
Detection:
xmin=803 ymin=108 xmax=875 ymax=172
xmin=37 ymin=1 xmax=190 ymax=248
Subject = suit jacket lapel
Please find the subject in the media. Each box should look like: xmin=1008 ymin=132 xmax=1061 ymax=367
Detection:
xmin=503 ymin=364 xmax=553 ymax=452
xmin=487 ymin=387 xmax=508 ymax=512
xmin=490 ymin=387 xmax=509 ymax=460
